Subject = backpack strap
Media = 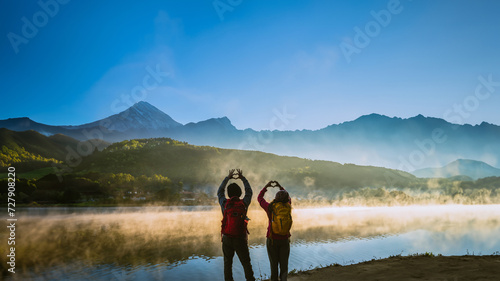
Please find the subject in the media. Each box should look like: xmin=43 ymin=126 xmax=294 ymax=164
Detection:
xmin=269 ymin=200 xmax=275 ymax=244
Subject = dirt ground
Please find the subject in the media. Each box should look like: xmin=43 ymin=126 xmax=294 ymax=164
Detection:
xmin=285 ymin=255 xmax=500 ymax=281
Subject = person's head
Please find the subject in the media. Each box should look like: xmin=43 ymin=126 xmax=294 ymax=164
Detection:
xmin=227 ymin=183 xmax=242 ymax=198
xmin=275 ymin=190 xmax=289 ymax=203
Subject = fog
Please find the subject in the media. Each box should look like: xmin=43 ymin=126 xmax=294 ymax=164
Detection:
xmin=2 ymin=204 xmax=499 ymax=278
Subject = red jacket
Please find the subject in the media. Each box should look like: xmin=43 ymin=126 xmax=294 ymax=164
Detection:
xmin=258 ymin=186 xmax=291 ymax=240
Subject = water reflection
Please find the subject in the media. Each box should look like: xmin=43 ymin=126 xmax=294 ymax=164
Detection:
xmin=1 ymin=205 xmax=499 ymax=280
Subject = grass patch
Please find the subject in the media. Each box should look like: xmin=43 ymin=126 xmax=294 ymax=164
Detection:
xmin=409 ymin=252 xmax=439 ymax=257
xmin=13 ymin=167 xmax=54 ymax=179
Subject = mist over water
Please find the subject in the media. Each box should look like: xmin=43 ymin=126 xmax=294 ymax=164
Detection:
xmin=2 ymin=205 xmax=500 ymax=280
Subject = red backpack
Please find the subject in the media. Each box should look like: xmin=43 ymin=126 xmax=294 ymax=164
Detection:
xmin=221 ymin=197 xmax=249 ymax=237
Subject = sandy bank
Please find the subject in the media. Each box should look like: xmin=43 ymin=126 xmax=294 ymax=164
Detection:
xmin=282 ymin=255 xmax=500 ymax=281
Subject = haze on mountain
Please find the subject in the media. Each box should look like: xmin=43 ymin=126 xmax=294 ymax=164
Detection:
xmin=1 ymin=102 xmax=499 ymax=171
xmin=4 ymin=131 xmax=500 ymax=207
xmin=412 ymin=159 xmax=500 ymax=180
xmin=0 ymin=128 xmax=415 ymax=195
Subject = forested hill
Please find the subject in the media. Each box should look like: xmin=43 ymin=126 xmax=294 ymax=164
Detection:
xmin=75 ymin=138 xmax=417 ymax=195
xmin=2 ymin=135 xmax=499 ymax=205
xmin=0 ymin=128 xmax=109 ymax=171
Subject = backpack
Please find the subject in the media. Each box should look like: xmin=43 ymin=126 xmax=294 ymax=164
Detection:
xmin=221 ymin=197 xmax=249 ymax=237
xmin=270 ymin=201 xmax=292 ymax=236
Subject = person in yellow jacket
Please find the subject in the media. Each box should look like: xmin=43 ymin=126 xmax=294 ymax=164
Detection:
xmin=258 ymin=180 xmax=292 ymax=281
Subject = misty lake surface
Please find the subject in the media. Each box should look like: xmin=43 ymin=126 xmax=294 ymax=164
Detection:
xmin=4 ymin=205 xmax=500 ymax=281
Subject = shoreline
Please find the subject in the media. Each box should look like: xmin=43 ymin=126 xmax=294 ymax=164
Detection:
xmin=16 ymin=202 xmax=500 ymax=208
xmin=281 ymin=254 xmax=500 ymax=281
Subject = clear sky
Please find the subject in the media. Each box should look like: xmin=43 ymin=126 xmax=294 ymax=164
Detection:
xmin=1 ymin=0 xmax=499 ymax=130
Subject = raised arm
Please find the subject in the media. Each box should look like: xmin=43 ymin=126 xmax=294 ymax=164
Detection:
xmin=241 ymin=176 xmax=253 ymax=207
xmin=235 ymin=169 xmax=253 ymax=207
xmin=258 ymin=181 xmax=274 ymax=211
xmin=218 ymin=169 xmax=234 ymax=211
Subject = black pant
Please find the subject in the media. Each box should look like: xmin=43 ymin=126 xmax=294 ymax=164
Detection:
xmin=266 ymin=238 xmax=290 ymax=281
xmin=222 ymin=235 xmax=255 ymax=281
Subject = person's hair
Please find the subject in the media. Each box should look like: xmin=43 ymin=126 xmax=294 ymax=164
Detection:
xmin=274 ymin=190 xmax=289 ymax=203
xmin=227 ymin=183 xmax=242 ymax=198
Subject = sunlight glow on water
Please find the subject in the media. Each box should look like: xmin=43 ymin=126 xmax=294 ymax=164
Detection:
xmin=3 ymin=205 xmax=500 ymax=280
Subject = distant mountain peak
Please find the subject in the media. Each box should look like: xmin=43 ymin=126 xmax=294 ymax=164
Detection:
xmin=453 ymin=159 xmax=479 ymax=164
xmin=214 ymin=116 xmax=232 ymax=125
xmin=185 ymin=116 xmax=236 ymax=131
xmin=412 ymin=159 xmax=500 ymax=180
xmin=354 ymin=113 xmax=441 ymax=123
xmin=127 ymin=101 xmax=163 ymax=113
xmin=76 ymin=101 xmax=182 ymax=132
xmin=342 ymin=113 xmax=396 ymax=127
xmin=9 ymin=117 xmax=31 ymax=120
xmin=130 ymin=101 xmax=156 ymax=110
xmin=447 ymin=159 xmax=498 ymax=169
xmin=3 ymin=116 xmax=34 ymax=123
xmin=134 ymin=101 xmax=149 ymax=106
xmin=355 ymin=113 xmax=389 ymax=120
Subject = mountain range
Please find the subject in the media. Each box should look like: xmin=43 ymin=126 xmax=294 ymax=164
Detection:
xmin=1 ymin=101 xmax=499 ymax=171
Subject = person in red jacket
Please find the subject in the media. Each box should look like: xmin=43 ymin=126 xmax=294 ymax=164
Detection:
xmin=217 ymin=169 xmax=256 ymax=281
xmin=258 ymin=180 xmax=291 ymax=281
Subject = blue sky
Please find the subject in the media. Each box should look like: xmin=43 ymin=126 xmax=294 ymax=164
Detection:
xmin=1 ymin=0 xmax=499 ymax=130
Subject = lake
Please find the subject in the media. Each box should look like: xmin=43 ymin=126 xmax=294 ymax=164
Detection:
xmin=2 ymin=204 xmax=500 ymax=280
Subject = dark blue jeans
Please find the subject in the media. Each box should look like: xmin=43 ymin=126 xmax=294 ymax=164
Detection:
xmin=266 ymin=238 xmax=290 ymax=281
xmin=222 ymin=235 xmax=255 ymax=281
